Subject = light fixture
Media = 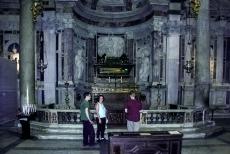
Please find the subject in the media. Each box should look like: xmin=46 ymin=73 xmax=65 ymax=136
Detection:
xmin=184 ymin=60 xmax=193 ymax=73
xmin=37 ymin=33 xmax=48 ymax=73
xmin=64 ymin=81 xmax=70 ymax=109
xmin=38 ymin=59 xmax=48 ymax=73
xmin=37 ymin=15 xmax=48 ymax=73
xmin=156 ymin=82 xmax=162 ymax=106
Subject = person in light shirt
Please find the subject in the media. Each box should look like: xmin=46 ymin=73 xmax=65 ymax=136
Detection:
xmin=95 ymin=94 xmax=107 ymax=142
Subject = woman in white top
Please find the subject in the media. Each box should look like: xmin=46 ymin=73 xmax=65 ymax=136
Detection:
xmin=95 ymin=94 xmax=107 ymax=142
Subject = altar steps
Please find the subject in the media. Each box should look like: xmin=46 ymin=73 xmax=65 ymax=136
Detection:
xmin=30 ymin=121 xmax=223 ymax=140
xmin=30 ymin=121 xmax=84 ymax=140
xmin=182 ymin=125 xmax=224 ymax=138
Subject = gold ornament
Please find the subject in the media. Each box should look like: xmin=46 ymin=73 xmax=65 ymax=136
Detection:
xmin=31 ymin=0 xmax=43 ymax=23
xmin=191 ymin=0 xmax=201 ymax=16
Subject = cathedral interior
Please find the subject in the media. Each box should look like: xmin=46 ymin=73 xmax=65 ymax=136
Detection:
xmin=0 ymin=0 xmax=230 ymax=154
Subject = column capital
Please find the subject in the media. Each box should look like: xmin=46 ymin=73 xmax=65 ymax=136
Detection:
xmin=168 ymin=1 xmax=181 ymax=15
xmin=166 ymin=21 xmax=182 ymax=35
xmin=165 ymin=14 xmax=182 ymax=35
xmin=216 ymin=21 xmax=227 ymax=36
xmin=152 ymin=16 xmax=167 ymax=33
xmin=209 ymin=20 xmax=226 ymax=36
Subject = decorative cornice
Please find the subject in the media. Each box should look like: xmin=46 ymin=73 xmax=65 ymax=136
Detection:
xmin=73 ymin=2 xmax=155 ymax=27
xmin=38 ymin=13 xmax=229 ymax=38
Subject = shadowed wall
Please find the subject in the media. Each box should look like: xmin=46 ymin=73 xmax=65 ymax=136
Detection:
xmin=0 ymin=58 xmax=17 ymax=124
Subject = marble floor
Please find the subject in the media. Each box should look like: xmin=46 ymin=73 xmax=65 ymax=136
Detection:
xmin=0 ymin=119 xmax=230 ymax=154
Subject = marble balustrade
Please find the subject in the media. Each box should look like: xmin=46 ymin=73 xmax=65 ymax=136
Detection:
xmin=35 ymin=108 xmax=210 ymax=127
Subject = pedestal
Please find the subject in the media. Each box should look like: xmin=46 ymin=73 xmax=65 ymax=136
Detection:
xmin=106 ymin=131 xmax=183 ymax=154
xmin=20 ymin=116 xmax=30 ymax=139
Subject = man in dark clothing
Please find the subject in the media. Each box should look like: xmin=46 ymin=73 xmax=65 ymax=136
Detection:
xmin=124 ymin=90 xmax=142 ymax=131
xmin=80 ymin=92 xmax=95 ymax=146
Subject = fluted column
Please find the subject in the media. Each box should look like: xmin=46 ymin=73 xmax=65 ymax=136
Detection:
xmin=216 ymin=25 xmax=225 ymax=83
xmin=194 ymin=0 xmax=210 ymax=108
xmin=44 ymin=29 xmax=56 ymax=105
xmin=166 ymin=15 xmax=180 ymax=105
xmin=63 ymin=28 xmax=73 ymax=81
xmin=19 ymin=0 xmax=35 ymax=113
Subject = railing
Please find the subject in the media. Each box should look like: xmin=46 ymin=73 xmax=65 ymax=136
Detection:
xmin=36 ymin=109 xmax=125 ymax=125
xmin=35 ymin=108 xmax=210 ymax=127
xmin=36 ymin=109 xmax=95 ymax=124
xmin=140 ymin=108 xmax=210 ymax=127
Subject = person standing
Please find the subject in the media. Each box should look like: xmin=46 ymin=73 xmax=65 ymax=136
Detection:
xmin=124 ymin=90 xmax=142 ymax=131
xmin=80 ymin=92 xmax=95 ymax=146
xmin=95 ymin=94 xmax=107 ymax=142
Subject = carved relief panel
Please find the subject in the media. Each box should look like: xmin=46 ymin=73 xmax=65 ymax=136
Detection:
xmin=97 ymin=34 xmax=125 ymax=57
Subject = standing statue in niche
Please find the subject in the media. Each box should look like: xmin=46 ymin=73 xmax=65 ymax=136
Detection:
xmin=74 ymin=48 xmax=84 ymax=82
xmin=138 ymin=47 xmax=151 ymax=82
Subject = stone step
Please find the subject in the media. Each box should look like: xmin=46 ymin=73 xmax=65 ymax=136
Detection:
xmin=31 ymin=125 xmax=83 ymax=134
xmin=30 ymin=121 xmax=224 ymax=140
xmin=34 ymin=134 xmax=83 ymax=140
xmin=213 ymin=112 xmax=230 ymax=119
xmin=196 ymin=126 xmax=224 ymax=136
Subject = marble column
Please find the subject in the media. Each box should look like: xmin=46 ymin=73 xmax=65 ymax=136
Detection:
xmin=194 ymin=0 xmax=210 ymax=108
xmin=44 ymin=29 xmax=56 ymax=105
xmin=166 ymin=15 xmax=180 ymax=105
xmin=19 ymin=0 xmax=36 ymax=112
xmin=216 ymin=29 xmax=224 ymax=83
xmin=62 ymin=28 xmax=74 ymax=108
xmin=63 ymin=28 xmax=73 ymax=81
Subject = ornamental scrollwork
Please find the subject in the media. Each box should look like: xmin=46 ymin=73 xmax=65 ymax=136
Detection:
xmin=191 ymin=0 xmax=201 ymax=17
xmin=31 ymin=0 xmax=43 ymax=23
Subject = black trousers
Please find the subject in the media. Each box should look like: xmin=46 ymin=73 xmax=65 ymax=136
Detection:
xmin=82 ymin=120 xmax=95 ymax=145
xmin=96 ymin=117 xmax=106 ymax=139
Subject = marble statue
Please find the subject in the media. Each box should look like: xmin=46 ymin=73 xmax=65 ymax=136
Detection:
xmin=138 ymin=47 xmax=151 ymax=82
xmin=74 ymin=48 xmax=84 ymax=81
